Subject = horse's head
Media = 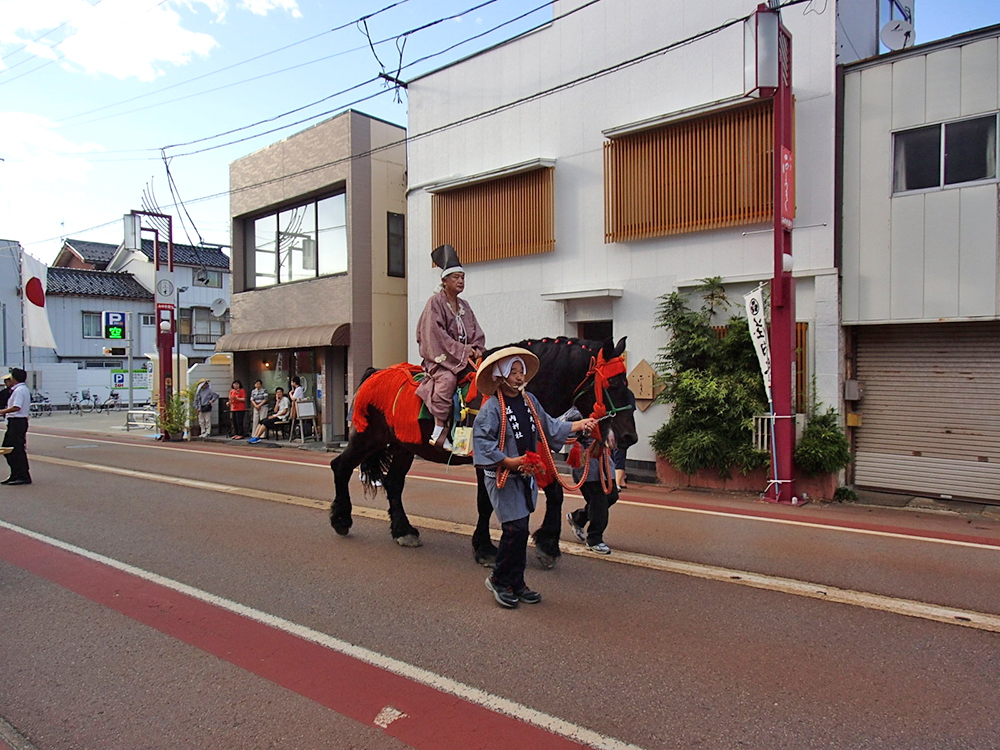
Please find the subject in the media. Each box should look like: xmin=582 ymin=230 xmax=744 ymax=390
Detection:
xmin=586 ymin=337 xmax=638 ymax=451
xmin=513 ymin=335 xmax=638 ymax=450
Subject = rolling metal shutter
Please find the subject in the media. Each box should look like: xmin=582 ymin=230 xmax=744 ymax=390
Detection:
xmin=854 ymin=322 xmax=1000 ymax=502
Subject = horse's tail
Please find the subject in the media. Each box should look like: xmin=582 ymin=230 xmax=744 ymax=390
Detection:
xmin=359 ymin=449 xmax=392 ymax=495
xmin=351 ymin=363 xmax=425 ymax=444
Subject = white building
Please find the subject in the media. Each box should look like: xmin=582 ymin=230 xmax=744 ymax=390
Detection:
xmin=841 ymin=24 xmax=1000 ymax=501
xmin=406 ymin=0 xmax=879 ymax=466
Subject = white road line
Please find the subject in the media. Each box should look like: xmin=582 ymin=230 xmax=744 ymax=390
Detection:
xmin=27 ymin=455 xmax=1000 ymax=634
xmin=29 ymin=432 xmax=1000 ymax=552
xmin=0 ymin=519 xmax=645 ymax=750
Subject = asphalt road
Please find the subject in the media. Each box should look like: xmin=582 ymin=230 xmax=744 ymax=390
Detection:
xmin=2 ymin=423 xmax=999 ymax=749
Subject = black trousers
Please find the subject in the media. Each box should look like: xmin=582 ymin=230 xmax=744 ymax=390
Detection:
xmin=493 ymin=516 xmax=529 ymax=590
xmin=570 ymin=480 xmax=619 ymax=545
xmin=3 ymin=417 xmax=30 ymax=481
xmin=229 ymin=410 xmax=246 ymax=437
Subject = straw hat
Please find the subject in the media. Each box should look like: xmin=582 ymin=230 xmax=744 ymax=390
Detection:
xmin=475 ymin=347 xmax=539 ymax=396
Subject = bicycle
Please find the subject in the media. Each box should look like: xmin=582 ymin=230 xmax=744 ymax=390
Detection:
xmin=65 ymin=391 xmax=83 ymax=416
xmin=29 ymin=390 xmax=53 ymax=417
xmin=98 ymin=391 xmax=124 ymax=413
xmin=78 ymin=389 xmax=97 ymax=414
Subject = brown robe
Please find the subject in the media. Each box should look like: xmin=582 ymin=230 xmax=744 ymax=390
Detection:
xmin=415 ymin=291 xmax=486 ymax=421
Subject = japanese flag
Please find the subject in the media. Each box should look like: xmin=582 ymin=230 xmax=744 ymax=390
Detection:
xmin=21 ymin=251 xmax=57 ymax=349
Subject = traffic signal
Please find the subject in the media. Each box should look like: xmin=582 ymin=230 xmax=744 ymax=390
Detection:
xmin=103 ymin=347 xmax=127 ymax=356
xmin=102 ymin=311 xmax=126 ymax=340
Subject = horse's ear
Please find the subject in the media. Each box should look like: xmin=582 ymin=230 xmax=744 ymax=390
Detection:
xmin=601 ymin=338 xmax=616 ymax=360
xmin=614 ymin=336 xmax=627 ymax=358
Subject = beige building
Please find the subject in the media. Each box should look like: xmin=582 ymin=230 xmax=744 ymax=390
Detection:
xmin=221 ymin=110 xmax=407 ymax=442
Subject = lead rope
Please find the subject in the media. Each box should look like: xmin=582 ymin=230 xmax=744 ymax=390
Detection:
xmin=494 ymin=390 xmax=612 ymax=493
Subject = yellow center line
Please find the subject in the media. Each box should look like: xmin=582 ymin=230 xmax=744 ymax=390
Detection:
xmin=29 ymin=454 xmax=1000 ymax=635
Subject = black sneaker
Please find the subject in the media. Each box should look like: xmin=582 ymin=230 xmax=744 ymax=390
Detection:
xmin=566 ymin=512 xmax=586 ymax=543
xmin=514 ymin=586 xmax=542 ymax=604
xmin=485 ymin=577 xmax=519 ymax=608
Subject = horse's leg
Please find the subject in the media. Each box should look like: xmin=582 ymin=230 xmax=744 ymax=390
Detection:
xmin=330 ymin=431 xmax=375 ymax=536
xmin=383 ymin=447 xmax=421 ymax=547
xmin=532 ymin=480 xmax=564 ymax=569
xmin=472 ymin=467 xmax=498 ymax=568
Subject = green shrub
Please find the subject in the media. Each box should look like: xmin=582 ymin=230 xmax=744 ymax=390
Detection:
xmin=833 ymin=486 xmax=858 ymax=502
xmin=794 ymin=407 xmax=852 ymax=476
xmin=651 ymin=279 xmax=770 ymax=477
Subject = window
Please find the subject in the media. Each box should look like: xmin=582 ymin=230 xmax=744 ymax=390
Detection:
xmin=192 ymin=269 xmax=223 ymax=288
xmin=140 ymin=314 xmax=155 ymax=326
xmin=893 ymin=115 xmax=997 ymax=192
xmin=432 ymin=167 xmax=555 ymax=263
xmin=246 ymin=192 xmax=347 ymax=289
xmin=387 ymin=212 xmax=405 ymax=278
xmin=604 ymin=99 xmax=773 ymax=242
xmin=82 ymin=312 xmax=102 ymax=338
xmin=179 ymin=307 xmax=227 ymax=345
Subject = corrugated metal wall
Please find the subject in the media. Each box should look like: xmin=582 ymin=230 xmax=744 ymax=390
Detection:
xmin=854 ymin=322 xmax=1000 ymax=501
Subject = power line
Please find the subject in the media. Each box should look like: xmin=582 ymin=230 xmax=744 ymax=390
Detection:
xmin=0 ymin=0 xmax=105 ymax=75
xmin=27 ymin=0 xmax=815 ymax=246
xmin=55 ymin=0 xmax=416 ymax=125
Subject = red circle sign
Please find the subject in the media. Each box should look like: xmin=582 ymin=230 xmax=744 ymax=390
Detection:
xmin=25 ymin=277 xmax=45 ymax=307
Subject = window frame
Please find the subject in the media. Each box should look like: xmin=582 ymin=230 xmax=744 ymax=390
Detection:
xmin=387 ymin=212 xmax=405 ymax=278
xmin=891 ymin=113 xmax=999 ymax=195
xmin=244 ymin=190 xmax=348 ymax=290
xmin=82 ymin=311 xmax=102 ymax=339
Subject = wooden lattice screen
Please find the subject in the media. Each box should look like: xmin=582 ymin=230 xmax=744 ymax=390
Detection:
xmin=604 ymin=99 xmax=774 ymax=242
xmin=431 ymin=167 xmax=555 ymax=264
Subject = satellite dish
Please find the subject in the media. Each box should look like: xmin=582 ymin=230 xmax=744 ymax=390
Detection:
xmin=210 ymin=298 xmax=229 ymax=318
xmin=881 ymin=19 xmax=914 ymax=51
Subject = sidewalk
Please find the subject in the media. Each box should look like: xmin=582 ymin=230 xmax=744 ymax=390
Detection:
xmin=25 ymin=409 xmax=1000 ymax=522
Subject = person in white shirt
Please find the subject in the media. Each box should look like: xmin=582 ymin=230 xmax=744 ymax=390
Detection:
xmin=248 ymin=388 xmax=291 ymax=443
xmin=0 ymin=368 xmax=32 ymax=485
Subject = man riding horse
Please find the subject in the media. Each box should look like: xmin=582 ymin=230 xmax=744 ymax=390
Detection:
xmin=414 ymin=243 xmax=485 ymax=451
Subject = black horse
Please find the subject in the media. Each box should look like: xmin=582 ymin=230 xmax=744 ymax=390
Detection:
xmin=329 ymin=336 xmax=638 ymax=567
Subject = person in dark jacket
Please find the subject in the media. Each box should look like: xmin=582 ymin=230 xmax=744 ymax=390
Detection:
xmin=565 ymin=407 xmax=620 ymax=555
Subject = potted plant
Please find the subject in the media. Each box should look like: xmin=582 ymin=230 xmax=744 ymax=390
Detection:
xmin=156 ymin=392 xmax=191 ymax=441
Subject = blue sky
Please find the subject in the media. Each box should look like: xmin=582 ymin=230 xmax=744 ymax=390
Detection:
xmin=1 ymin=0 xmax=998 ymax=264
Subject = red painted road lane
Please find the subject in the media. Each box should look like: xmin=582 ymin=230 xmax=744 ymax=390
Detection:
xmin=0 ymin=526 xmax=587 ymax=750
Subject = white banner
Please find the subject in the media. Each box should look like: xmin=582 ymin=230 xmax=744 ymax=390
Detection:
xmin=21 ymin=251 xmax=57 ymax=349
xmin=744 ymin=286 xmax=771 ymax=397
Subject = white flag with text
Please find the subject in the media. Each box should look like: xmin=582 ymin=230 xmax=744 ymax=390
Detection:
xmin=21 ymin=251 xmax=57 ymax=349
xmin=744 ymin=286 xmax=771 ymax=397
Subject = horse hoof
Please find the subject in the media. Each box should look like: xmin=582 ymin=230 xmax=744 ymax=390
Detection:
xmin=475 ymin=552 xmax=497 ymax=569
xmin=536 ymin=552 xmax=558 ymax=570
xmin=395 ymin=534 xmax=422 ymax=548
xmin=332 ymin=525 xmax=350 ymax=537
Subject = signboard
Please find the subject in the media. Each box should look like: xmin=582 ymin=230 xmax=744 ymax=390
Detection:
xmin=780 ymin=146 xmax=795 ymax=230
xmin=111 ymin=369 xmax=151 ymax=390
xmin=744 ymin=287 xmax=772 ymax=396
xmin=102 ymin=311 xmax=126 ymax=340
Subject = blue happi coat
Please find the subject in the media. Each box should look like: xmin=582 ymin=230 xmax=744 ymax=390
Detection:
xmin=473 ymin=390 xmax=574 ymax=523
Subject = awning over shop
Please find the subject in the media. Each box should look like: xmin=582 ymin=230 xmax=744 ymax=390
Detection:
xmin=215 ymin=323 xmax=350 ymax=352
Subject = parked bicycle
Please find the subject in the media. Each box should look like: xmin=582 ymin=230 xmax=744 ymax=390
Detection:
xmin=29 ymin=390 xmax=53 ymax=417
xmin=78 ymin=389 xmax=98 ymax=414
xmin=97 ymin=391 xmax=124 ymax=413
xmin=65 ymin=391 xmax=84 ymax=416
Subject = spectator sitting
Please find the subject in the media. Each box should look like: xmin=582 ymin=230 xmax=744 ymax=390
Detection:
xmin=247 ymin=387 xmax=290 ymax=443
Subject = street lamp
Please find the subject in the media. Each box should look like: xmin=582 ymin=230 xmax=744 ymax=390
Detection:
xmin=175 ymin=286 xmax=188 ymax=396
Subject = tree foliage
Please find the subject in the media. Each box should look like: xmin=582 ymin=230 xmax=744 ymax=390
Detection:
xmin=650 ymin=279 xmax=769 ymax=476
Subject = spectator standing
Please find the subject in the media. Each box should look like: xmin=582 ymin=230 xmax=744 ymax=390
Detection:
xmin=0 ymin=372 xmax=12 ymax=412
xmin=193 ymin=380 xmax=220 ymax=438
xmin=249 ymin=380 xmax=269 ymax=434
xmin=0 ymin=368 xmax=32 ymax=485
xmin=228 ymin=380 xmax=247 ymax=439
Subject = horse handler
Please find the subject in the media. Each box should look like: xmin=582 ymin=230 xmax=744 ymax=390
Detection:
xmin=473 ymin=348 xmax=597 ymax=608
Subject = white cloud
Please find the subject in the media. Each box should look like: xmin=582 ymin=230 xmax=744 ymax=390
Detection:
xmin=240 ymin=0 xmax=301 ymax=19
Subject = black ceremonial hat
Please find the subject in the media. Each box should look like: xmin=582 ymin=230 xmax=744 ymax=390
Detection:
xmin=430 ymin=244 xmax=463 ymax=279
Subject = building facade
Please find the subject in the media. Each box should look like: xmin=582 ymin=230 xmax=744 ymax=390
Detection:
xmin=223 ymin=109 xmax=407 ymax=442
xmin=406 ymin=0 xmax=878 ymax=467
xmin=841 ymin=24 xmax=1000 ymax=501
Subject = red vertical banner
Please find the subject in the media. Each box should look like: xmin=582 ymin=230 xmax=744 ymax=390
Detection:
xmin=780 ymin=146 xmax=795 ymax=230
